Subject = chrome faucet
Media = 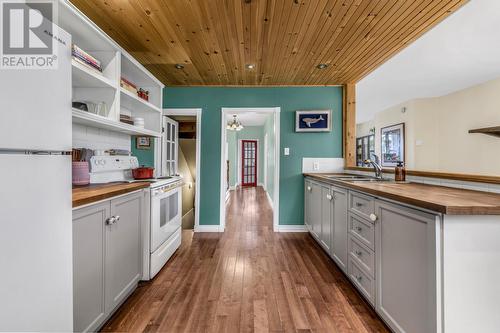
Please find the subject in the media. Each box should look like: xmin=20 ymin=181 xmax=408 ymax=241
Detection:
xmin=364 ymin=154 xmax=383 ymax=179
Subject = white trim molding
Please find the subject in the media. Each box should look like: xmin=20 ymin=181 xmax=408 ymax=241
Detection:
xmin=266 ymin=190 xmax=273 ymax=209
xmin=194 ymin=225 xmax=225 ymax=233
xmin=163 ymin=108 xmax=202 ymax=231
xmin=220 ymin=107 xmax=281 ymax=232
xmin=276 ymin=225 xmax=308 ymax=232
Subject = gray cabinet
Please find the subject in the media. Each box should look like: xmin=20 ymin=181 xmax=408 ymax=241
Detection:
xmin=105 ymin=193 xmax=143 ymax=313
xmin=73 ymin=191 xmax=143 ymax=332
xmin=309 ymin=181 xmax=322 ymax=239
xmin=331 ymin=186 xmax=348 ymax=273
xmin=375 ymin=201 xmax=437 ymax=333
xmin=304 ymin=180 xmax=312 ymax=230
xmin=73 ymin=202 xmax=108 ymax=333
xmin=320 ymin=185 xmax=332 ymax=251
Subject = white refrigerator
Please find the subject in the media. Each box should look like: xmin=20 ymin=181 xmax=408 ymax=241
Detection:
xmin=0 ymin=24 xmax=74 ymax=331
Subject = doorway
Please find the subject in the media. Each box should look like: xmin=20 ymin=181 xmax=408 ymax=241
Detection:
xmin=220 ymin=107 xmax=280 ymax=232
xmin=241 ymin=140 xmax=257 ymax=187
xmin=163 ymin=108 xmax=202 ymax=231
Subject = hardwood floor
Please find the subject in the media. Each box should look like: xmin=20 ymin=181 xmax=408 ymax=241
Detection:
xmin=101 ymin=186 xmax=389 ymax=333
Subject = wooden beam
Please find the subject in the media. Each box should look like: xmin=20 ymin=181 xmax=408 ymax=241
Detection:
xmin=343 ymin=84 xmax=356 ymax=168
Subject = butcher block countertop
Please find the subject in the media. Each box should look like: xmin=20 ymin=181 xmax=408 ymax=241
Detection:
xmin=304 ymin=173 xmax=500 ymax=215
xmin=73 ymin=182 xmax=150 ymax=208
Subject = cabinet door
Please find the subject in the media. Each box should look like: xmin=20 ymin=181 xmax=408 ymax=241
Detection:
xmin=73 ymin=202 xmax=109 ymax=333
xmin=106 ymin=192 xmax=143 ymax=313
xmin=375 ymin=201 xmax=437 ymax=333
xmin=304 ymin=180 xmax=312 ymax=230
xmin=310 ymin=182 xmax=322 ymax=239
xmin=331 ymin=187 xmax=348 ymax=272
xmin=320 ymin=185 xmax=332 ymax=251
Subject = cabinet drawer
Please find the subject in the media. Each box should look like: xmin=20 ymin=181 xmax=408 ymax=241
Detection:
xmin=349 ymin=191 xmax=375 ymax=221
xmin=348 ymin=235 xmax=375 ymax=278
xmin=349 ymin=213 xmax=375 ymax=250
xmin=348 ymin=258 xmax=375 ymax=306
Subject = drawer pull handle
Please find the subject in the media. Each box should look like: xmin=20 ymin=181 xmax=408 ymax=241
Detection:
xmin=355 ymin=226 xmax=362 ymax=232
xmin=355 ymin=250 xmax=363 ymax=256
xmin=369 ymin=213 xmax=378 ymax=222
xmin=356 ymin=202 xmax=363 ymax=207
xmin=307 ymin=186 xmax=312 ymax=192
xmin=326 ymin=194 xmax=333 ymax=201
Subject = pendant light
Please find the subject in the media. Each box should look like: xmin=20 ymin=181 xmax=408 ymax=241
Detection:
xmin=226 ymin=114 xmax=244 ymax=131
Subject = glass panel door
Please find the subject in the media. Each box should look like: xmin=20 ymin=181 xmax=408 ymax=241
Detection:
xmin=241 ymin=140 xmax=257 ymax=187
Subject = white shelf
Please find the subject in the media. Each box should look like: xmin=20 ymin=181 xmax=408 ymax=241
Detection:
xmin=72 ymin=109 xmax=161 ymax=137
xmin=72 ymin=59 xmax=117 ymax=89
xmin=120 ymin=88 xmax=162 ymax=114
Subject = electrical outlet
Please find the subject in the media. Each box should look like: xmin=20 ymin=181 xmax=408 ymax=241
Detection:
xmin=284 ymin=147 xmax=290 ymax=156
xmin=313 ymin=162 xmax=320 ymax=171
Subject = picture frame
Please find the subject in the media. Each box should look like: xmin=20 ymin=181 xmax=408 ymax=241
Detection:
xmin=381 ymin=123 xmax=405 ymax=167
xmin=295 ymin=110 xmax=331 ymax=132
xmin=136 ymin=136 xmax=151 ymax=150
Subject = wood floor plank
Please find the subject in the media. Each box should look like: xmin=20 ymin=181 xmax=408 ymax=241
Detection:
xmin=100 ymin=186 xmax=389 ymax=333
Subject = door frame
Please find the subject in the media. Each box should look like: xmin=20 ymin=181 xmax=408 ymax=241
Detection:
xmin=220 ymin=107 xmax=281 ymax=232
xmin=240 ymin=139 xmax=258 ymax=187
xmin=162 ymin=108 xmax=202 ymax=231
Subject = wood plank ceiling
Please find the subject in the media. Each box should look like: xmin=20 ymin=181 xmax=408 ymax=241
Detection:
xmin=70 ymin=0 xmax=468 ymax=86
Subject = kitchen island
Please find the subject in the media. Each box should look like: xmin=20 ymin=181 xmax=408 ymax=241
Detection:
xmin=304 ymin=173 xmax=500 ymax=333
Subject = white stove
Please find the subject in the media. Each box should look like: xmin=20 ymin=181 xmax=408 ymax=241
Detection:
xmin=90 ymin=155 xmax=183 ymax=280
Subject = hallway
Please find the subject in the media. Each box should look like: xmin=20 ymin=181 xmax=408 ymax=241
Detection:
xmin=101 ymin=187 xmax=388 ymax=332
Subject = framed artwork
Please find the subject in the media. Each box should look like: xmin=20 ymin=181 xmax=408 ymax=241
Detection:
xmin=295 ymin=110 xmax=331 ymax=132
xmin=136 ymin=136 xmax=151 ymax=150
xmin=381 ymin=123 xmax=405 ymax=167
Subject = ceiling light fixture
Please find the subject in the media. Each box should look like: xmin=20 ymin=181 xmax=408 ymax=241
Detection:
xmin=174 ymin=63 xmax=184 ymax=69
xmin=246 ymin=64 xmax=255 ymax=69
xmin=226 ymin=115 xmax=244 ymax=131
xmin=317 ymin=63 xmax=328 ymax=69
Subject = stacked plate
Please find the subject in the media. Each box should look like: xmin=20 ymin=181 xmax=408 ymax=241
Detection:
xmin=133 ymin=117 xmax=145 ymax=128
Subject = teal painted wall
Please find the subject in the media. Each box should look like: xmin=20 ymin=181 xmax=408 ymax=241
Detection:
xmin=131 ymin=136 xmax=155 ymax=167
xmin=163 ymin=87 xmax=343 ymax=226
xmin=227 ymin=131 xmax=237 ymax=187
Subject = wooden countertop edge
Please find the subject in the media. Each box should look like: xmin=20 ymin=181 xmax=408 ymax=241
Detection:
xmin=73 ymin=182 xmax=151 ymax=208
xmin=303 ymin=173 xmax=500 ymax=215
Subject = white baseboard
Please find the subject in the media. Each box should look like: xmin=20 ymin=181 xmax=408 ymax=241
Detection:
xmin=276 ymin=224 xmax=308 ymax=232
xmin=229 ymin=186 xmax=236 ymax=190
xmin=266 ymin=191 xmax=273 ymax=209
xmin=258 ymin=183 xmax=265 ymax=187
xmin=194 ymin=225 xmax=225 ymax=233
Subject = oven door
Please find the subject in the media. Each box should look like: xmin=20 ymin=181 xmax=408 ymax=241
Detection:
xmin=151 ymin=185 xmax=182 ymax=253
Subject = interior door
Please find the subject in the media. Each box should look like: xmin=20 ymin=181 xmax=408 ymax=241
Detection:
xmin=241 ymin=140 xmax=257 ymax=187
xmin=162 ymin=116 xmax=179 ymax=177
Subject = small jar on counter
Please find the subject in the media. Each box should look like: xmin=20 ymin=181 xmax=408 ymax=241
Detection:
xmin=395 ymin=161 xmax=406 ymax=182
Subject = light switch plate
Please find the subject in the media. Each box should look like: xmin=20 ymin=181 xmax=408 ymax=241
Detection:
xmin=284 ymin=147 xmax=290 ymax=156
xmin=313 ymin=162 xmax=319 ymax=171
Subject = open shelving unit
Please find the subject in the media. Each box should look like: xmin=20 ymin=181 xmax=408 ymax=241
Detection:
xmin=58 ymin=0 xmax=164 ymax=138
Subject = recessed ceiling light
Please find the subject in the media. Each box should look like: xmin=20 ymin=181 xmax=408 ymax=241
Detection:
xmin=174 ymin=64 xmax=184 ymax=69
xmin=317 ymin=63 xmax=328 ymax=69
xmin=246 ymin=64 xmax=255 ymax=69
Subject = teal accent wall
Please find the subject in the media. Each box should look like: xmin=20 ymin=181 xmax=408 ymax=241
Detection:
xmin=163 ymin=87 xmax=343 ymax=226
xmin=131 ymin=136 xmax=155 ymax=167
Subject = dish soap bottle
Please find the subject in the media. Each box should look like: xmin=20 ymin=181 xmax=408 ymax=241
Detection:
xmin=395 ymin=161 xmax=406 ymax=182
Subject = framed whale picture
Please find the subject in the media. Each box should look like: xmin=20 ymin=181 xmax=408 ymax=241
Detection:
xmin=295 ymin=110 xmax=331 ymax=132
